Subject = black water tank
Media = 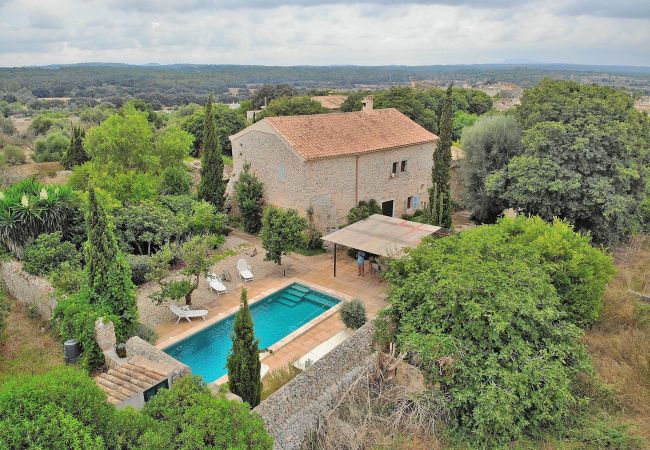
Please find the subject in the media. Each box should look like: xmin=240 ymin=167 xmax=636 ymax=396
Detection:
xmin=64 ymin=339 xmax=81 ymax=364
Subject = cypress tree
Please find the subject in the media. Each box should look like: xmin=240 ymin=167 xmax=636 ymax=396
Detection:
xmin=227 ymin=288 xmax=262 ymax=407
xmin=197 ymin=95 xmax=226 ymax=210
xmin=430 ymin=83 xmax=454 ymax=228
xmin=85 ymin=189 xmax=138 ymax=340
xmin=61 ymin=126 xmax=88 ymax=170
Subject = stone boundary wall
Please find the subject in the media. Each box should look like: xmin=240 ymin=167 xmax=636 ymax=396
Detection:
xmin=1 ymin=261 xmax=57 ymax=319
xmin=254 ymin=322 xmax=376 ymax=450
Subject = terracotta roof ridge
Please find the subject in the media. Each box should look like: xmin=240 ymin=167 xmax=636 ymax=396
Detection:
xmin=265 ymin=107 xmax=401 ymax=121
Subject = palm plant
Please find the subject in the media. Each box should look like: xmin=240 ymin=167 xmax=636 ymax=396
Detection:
xmin=0 ymin=178 xmax=74 ymax=258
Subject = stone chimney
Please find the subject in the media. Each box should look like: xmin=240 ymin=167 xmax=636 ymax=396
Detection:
xmin=362 ymin=96 xmax=374 ymax=111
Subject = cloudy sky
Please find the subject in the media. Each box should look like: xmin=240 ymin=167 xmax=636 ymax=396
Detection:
xmin=0 ymin=0 xmax=648 ymax=67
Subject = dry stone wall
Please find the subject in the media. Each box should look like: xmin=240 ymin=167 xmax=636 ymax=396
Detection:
xmin=1 ymin=261 xmax=57 ymax=319
xmin=254 ymin=322 xmax=376 ymax=450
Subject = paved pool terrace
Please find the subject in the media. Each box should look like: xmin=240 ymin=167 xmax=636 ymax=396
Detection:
xmin=154 ymin=247 xmax=388 ymax=380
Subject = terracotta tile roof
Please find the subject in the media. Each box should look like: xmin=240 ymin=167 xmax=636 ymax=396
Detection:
xmin=265 ymin=108 xmax=437 ymax=160
xmin=311 ymin=94 xmax=347 ymax=109
xmin=95 ymin=362 xmax=167 ymax=405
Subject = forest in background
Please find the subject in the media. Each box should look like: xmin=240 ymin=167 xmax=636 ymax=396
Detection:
xmin=1 ymin=63 xmax=649 ymax=108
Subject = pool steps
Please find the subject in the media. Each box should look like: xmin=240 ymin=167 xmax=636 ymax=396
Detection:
xmin=273 ymin=284 xmax=339 ymax=308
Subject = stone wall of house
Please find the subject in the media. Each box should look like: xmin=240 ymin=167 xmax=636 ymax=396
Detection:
xmin=356 ymin=142 xmax=434 ymax=218
xmin=254 ymin=322 xmax=376 ymax=450
xmin=0 ymin=261 xmax=57 ymax=319
xmin=229 ymin=121 xmax=307 ymax=214
xmin=230 ymin=122 xmax=436 ymax=231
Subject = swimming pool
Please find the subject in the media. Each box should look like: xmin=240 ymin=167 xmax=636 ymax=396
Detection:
xmin=163 ymin=283 xmax=340 ymax=382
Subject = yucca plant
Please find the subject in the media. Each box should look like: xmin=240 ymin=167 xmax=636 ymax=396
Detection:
xmin=0 ymin=178 xmax=74 ymax=258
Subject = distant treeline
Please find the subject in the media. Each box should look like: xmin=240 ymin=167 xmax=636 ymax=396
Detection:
xmin=1 ymin=63 xmax=649 ymax=108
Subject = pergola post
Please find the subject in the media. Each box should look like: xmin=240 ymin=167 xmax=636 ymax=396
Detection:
xmin=333 ymin=243 xmax=337 ymax=277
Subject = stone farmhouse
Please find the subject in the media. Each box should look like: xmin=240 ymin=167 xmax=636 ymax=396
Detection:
xmin=228 ymin=103 xmax=438 ymax=230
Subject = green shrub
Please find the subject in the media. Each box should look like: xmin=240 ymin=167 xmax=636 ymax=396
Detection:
xmin=339 ymin=299 xmax=367 ymax=329
xmin=0 ymin=116 xmax=16 ymax=135
xmin=132 ymin=323 xmax=158 ymax=345
xmin=498 ymin=216 xmax=615 ymax=327
xmin=0 ymin=178 xmax=76 ymax=258
xmin=114 ymin=201 xmax=185 ymax=255
xmin=347 ymin=199 xmax=381 ymax=225
xmin=69 ymin=162 xmax=160 ymax=204
xmin=50 ymin=261 xmax=85 ymax=294
xmin=234 ymin=161 xmax=264 ymax=233
xmin=2 ymin=145 xmax=26 ymax=165
xmin=140 ymin=375 xmax=273 ymax=449
xmin=52 ymin=290 xmax=117 ymax=371
xmin=204 ymin=233 xmax=226 ymax=250
xmin=387 ymin=219 xmax=593 ymax=446
xmin=126 ymin=254 xmax=153 ymax=285
xmin=0 ymin=366 xmax=149 ymax=449
xmin=159 ymin=165 xmax=191 ymax=195
xmin=23 ymin=232 xmax=81 ymax=277
xmin=33 ymin=131 xmax=69 ymax=162
xmin=159 ymin=194 xmax=195 ymax=215
xmin=188 ymin=200 xmax=230 ymax=235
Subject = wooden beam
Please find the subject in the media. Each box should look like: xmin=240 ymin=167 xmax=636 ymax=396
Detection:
xmin=333 ymin=243 xmax=337 ymax=277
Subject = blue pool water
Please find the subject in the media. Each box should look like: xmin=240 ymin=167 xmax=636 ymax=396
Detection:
xmin=164 ymin=283 xmax=340 ymax=382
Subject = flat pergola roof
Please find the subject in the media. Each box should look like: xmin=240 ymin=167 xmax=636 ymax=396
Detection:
xmin=322 ymin=214 xmax=440 ymax=261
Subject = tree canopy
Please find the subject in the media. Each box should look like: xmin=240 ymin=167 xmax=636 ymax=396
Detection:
xmin=460 ymin=114 xmax=522 ymax=223
xmin=257 ymin=96 xmax=327 ymax=119
xmin=181 ymin=102 xmax=246 ymax=156
xmin=141 ymin=376 xmax=272 ymax=449
xmin=486 ymin=79 xmax=650 ymax=244
xmin=261 ymin=206 xmax=307 ymax=265
xmin=430 ymin=84 xmax=453 ymax=228
xmin=84 ymin=104 xmax=191 ymax=174
xmin=85 ymin=189 xmax=138 ymax=339
xmin=250 ymin=83 xmax=297 ymax=109
xmin=235 ymin=162 xmax=264 ymax=234
xmin=197 ymin=95 xmax=226 ymax=210
xmin=227 ymin=289 xmax=262 ymax=407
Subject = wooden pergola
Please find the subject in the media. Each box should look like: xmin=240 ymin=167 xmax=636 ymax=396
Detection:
xmin=321 ymin=214 xmax=441 ymax=277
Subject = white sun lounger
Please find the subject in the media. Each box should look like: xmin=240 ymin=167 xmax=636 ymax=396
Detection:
xmin=206 ymin=273 xmax=227 ymax=295
xmin=237 ymin=259 xmax=254 ymax=282
xmin=169 ymin=303 xmax=208 ymax=323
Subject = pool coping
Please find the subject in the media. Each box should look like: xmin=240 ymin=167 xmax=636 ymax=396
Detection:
xmin=154 ymin=277 xmax=352 ymax=384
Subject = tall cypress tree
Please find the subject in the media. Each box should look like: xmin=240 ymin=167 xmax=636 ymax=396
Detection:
xmin=227 ymin=288 xmax=262 ymax=407
xmin=197 ymin=94 xmax=226 ymax=210
xmin=86 ymin=189 xmax=138 ymax=340
xmin=430 ymin=83 xmax=453 ymax=228
xmin=61 ymin=126 xmax=88 ymax=170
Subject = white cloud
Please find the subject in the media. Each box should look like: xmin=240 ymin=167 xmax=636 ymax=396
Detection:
xmin=0 ymin=0 xmax=648 ymax=66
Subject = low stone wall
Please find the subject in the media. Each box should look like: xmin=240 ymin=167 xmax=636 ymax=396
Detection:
xmin=254 ymin=322 xmax=376 ymax=450
xmin=0 ymin=261 xmax=57 ymax=319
